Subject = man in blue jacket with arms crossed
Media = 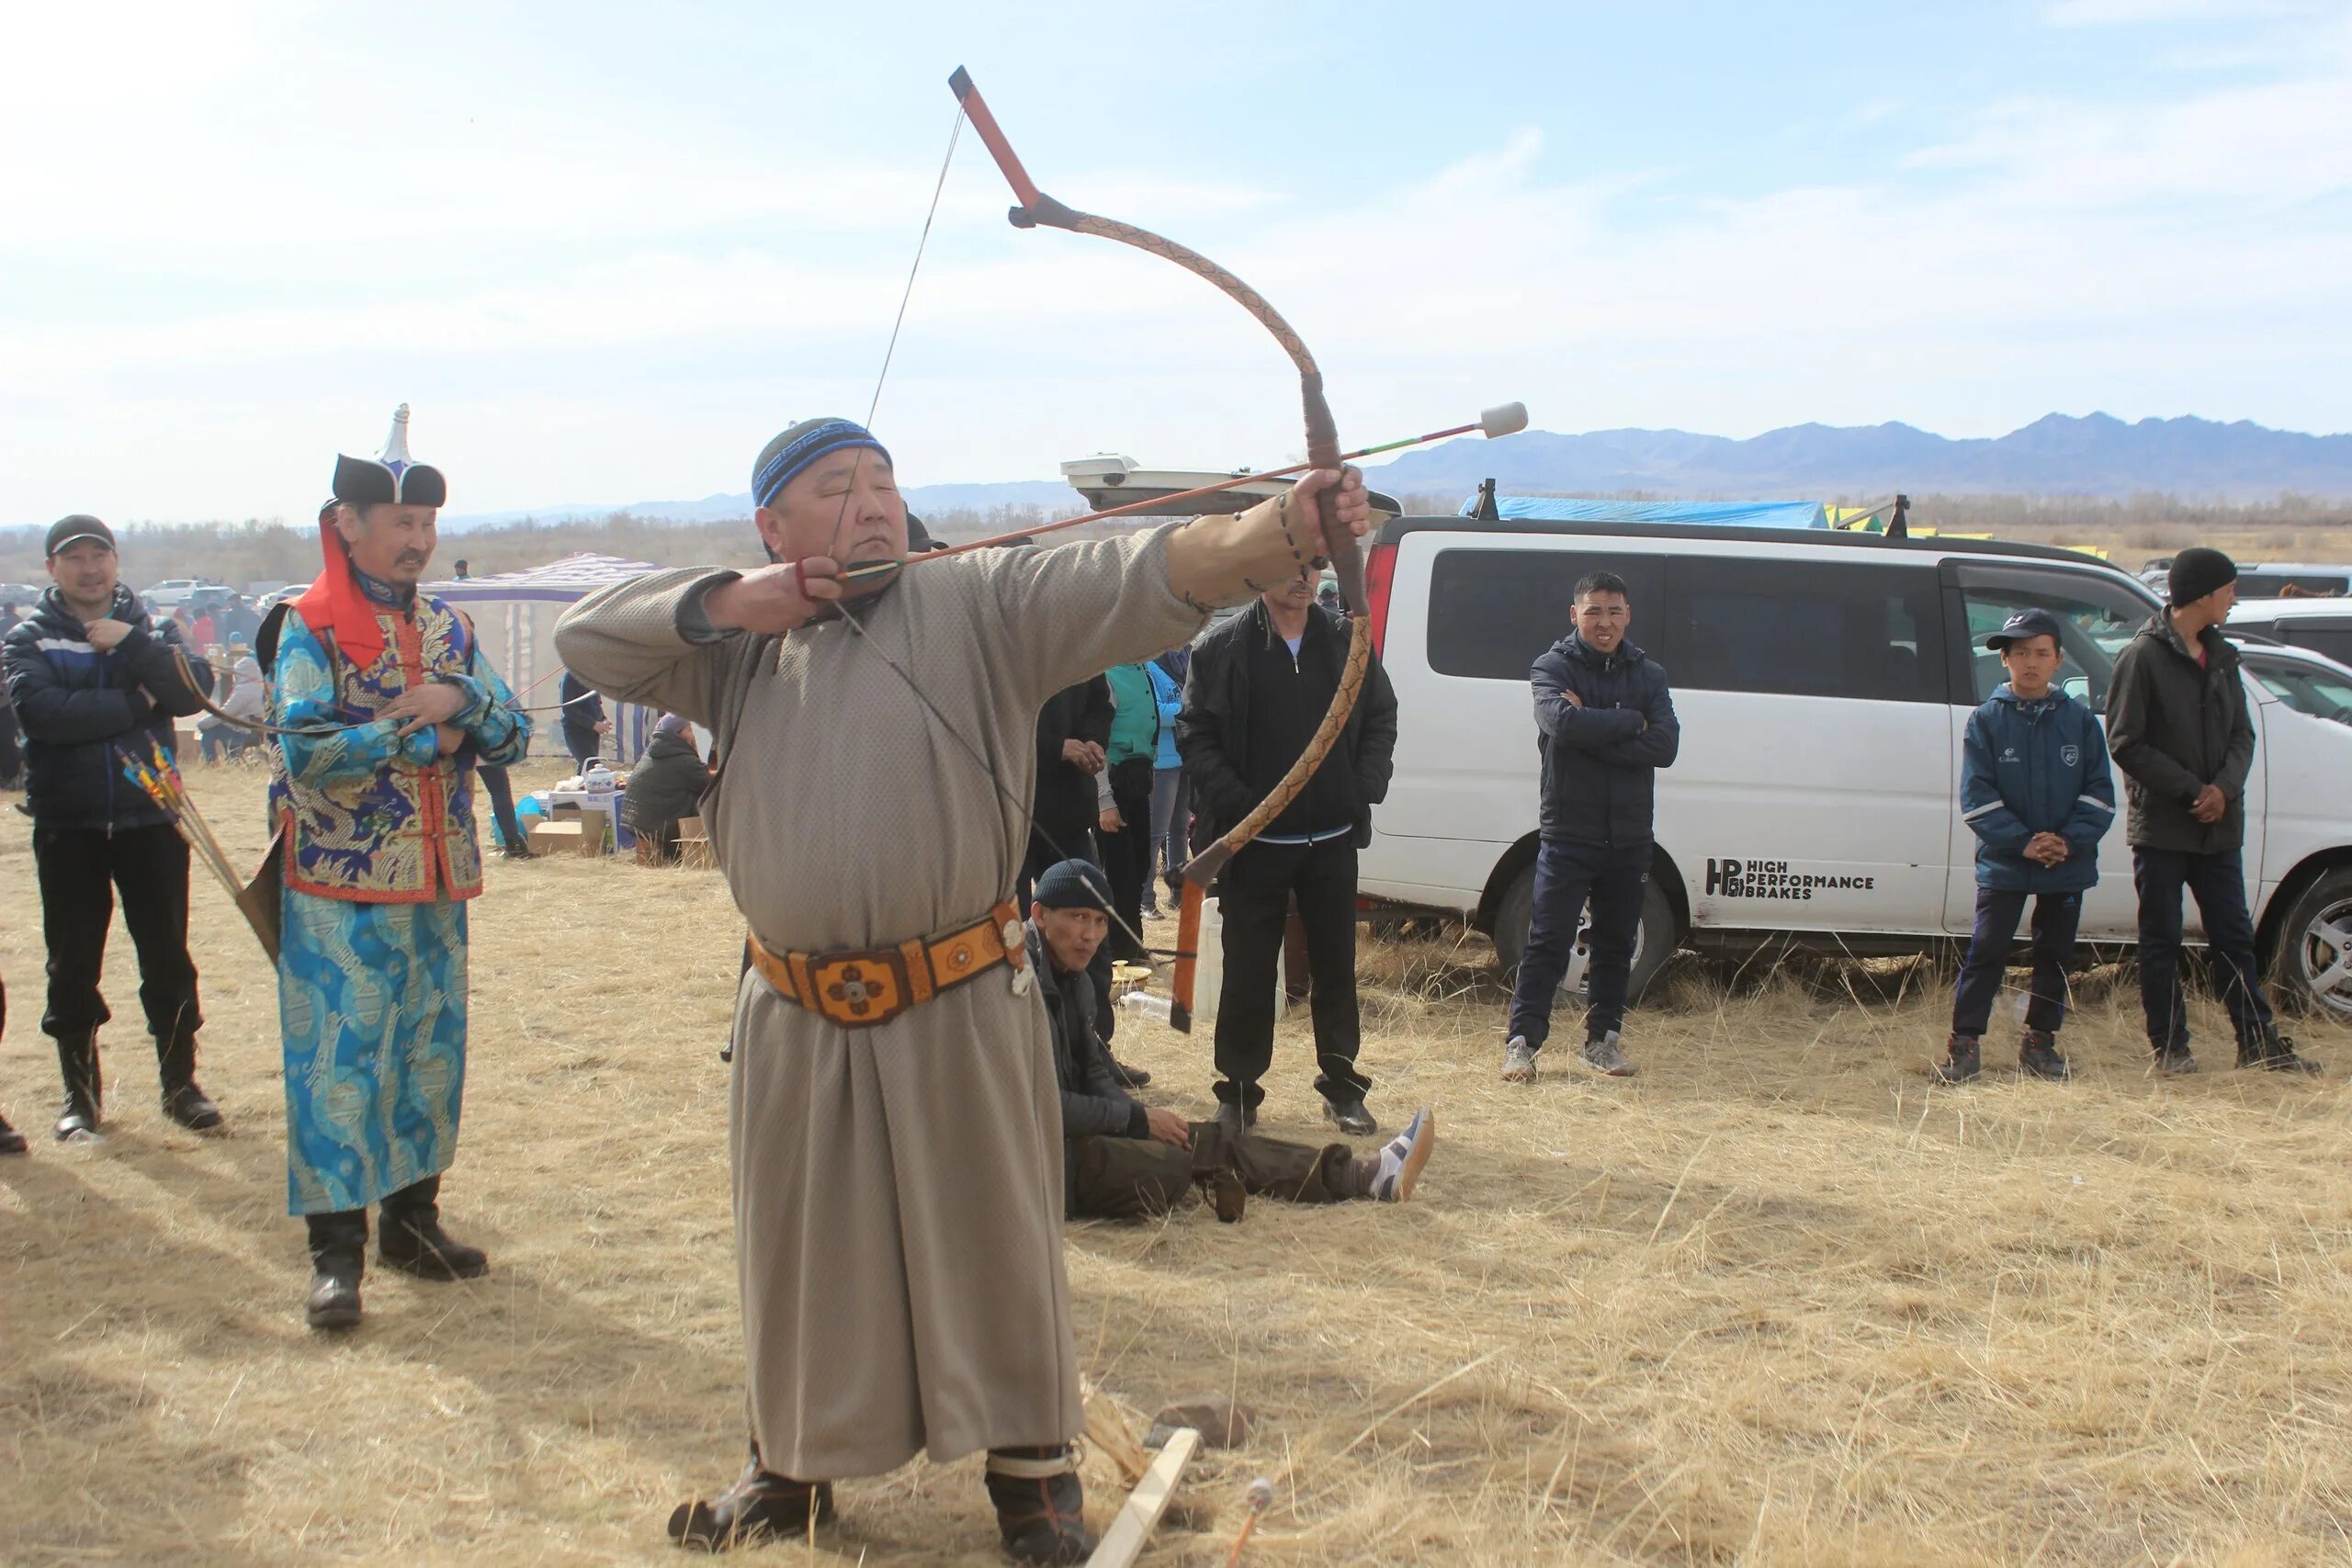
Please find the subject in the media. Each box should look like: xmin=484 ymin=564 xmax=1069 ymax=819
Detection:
xmin=1503 ymin=570 xmax=1679 ymax=1082
xmin=1934 ymin=608 xmax=2116 ymax=1084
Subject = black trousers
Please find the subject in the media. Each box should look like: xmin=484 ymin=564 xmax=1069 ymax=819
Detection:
xmin=34 ymin=823 xmax=202 ymax=1052
xmin=1507 ymin=837 xmax=1650 ymax=1051
xmin=1068 ymin=1121 xmax=1357 ymax=1220
xmin=0 ymin=706 xmax=23 ymax=787
xmin=1101 ymin=758 xmax=1155 ymax=961
xmin=477 ymin=764 xmax=526 ymax=851
xmin=1951 ymin=886 xmax=2083 ymax=1037
xmin=2134 ymin=845 xmax=2275 ymax=1052
xmin=1211 ymin=835 xmax=1369 ymax=1110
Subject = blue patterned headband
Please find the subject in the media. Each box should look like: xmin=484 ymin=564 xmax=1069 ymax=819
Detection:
xmin=752 ymin=418 xmax=891 ymax=510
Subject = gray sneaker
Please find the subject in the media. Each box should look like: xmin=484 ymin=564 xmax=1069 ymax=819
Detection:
xmin=1579 ymin=1032 xmax=1637 ymax=1077
xmin=1501 ymin=1036 xmax=1539 ymax=1083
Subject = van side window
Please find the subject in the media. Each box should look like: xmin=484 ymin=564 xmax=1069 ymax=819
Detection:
xmin=2279 ymin=623 xmax=2352 ymax=666
xmin=1426 ymin=549 xmax=1665 ymax=681
xmin=1658 ymin=558 xmax=1947 ymax=703
xmin=1951 ymin=564 xmax=2154 ymax=710
xmin=2236 ymin=575 xmax=2349 ymax=598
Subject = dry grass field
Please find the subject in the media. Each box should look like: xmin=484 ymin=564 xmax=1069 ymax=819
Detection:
xmin=6 ymin=762 xmax=2352 ymax=1565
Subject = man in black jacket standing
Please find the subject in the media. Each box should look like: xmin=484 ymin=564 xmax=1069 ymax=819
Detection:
xmin=1024 ymin=674 xmax=1111 ymax=901
xmin=2107 ymin=548 xmax=2318 ymax=1076
xmin=1503 ymin=570 xmax=1679 ymax=1082
xmin=1180 ymin=570 xmax=1398 ymax=1135
xmin=559 ymin=667 xmax=611 ymax=770
xmin=2 ymin=516 xmax=220 ymax=1140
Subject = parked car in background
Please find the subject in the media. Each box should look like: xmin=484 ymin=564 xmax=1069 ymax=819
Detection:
xmin=1355 ymin=513 xmax=2352 ymax=1019
xmin=141 ymin=578 xmax=229 ymax=609
xmin=2226 ymin=595 xmax=2352 ymax=667
xmin=2141 ymin=559 xmax=2351 ymax=600
xmin=2232 ymin=636 xmax=2352 ymax=728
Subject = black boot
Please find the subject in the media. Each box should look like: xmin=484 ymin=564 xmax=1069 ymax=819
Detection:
xmin=156 ymin=1034 xmax=223 ymax=1131
xmin=54 ymin=1032 xmax=101 ymax=1142
xmin=306 ymin=1211 xmax=368 ymax=1330
xmin=379 ymin=1175 xmax=489 ymax=1280
xmin=985 ymin=1447 xmax=1095 ymax=1565
xmin=0 ymin=1108 xmax=26 ymax=1156
xmin=667 ymin=1438 xmax=835 ymax=1551
xmin=2239 ymin=1027 xmax=2323 ymax=1075
xmin=2018 ymin=1030 xmax=2071 ymax=1081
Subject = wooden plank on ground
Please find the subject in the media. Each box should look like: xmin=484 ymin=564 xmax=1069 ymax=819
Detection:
xmin=1085 ymin=1427 xmax=1200 ymax=1568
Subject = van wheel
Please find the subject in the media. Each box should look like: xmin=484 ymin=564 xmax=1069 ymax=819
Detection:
xmin=1492 ymin=863 xmax=1679 ymax=1006
xmin=2267 ymin=868 xmax=2352 ymax=1020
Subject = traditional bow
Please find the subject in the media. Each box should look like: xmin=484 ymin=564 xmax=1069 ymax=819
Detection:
xmin=947 ymin=68 xmax=1369 ymax=1033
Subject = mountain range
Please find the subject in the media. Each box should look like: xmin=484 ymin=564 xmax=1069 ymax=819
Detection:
xmin=443 ymin=412 xmax=2352 ymax=529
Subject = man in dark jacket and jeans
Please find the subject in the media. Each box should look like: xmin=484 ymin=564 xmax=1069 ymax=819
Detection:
xmin=2107 ymin=547 xmax=2319 ymax=1075
xmin=1503 ymin=570 xmax=1679 ymax=1082
xmin=2 ymin=515 xmax=220 ymax=1140
xmin=1180 ymin=571 xmax=1398 ymax=1135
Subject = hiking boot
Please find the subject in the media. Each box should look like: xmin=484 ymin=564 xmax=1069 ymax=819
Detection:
xmin=667 ymin=1450 xmax=835 ymax=1551
xmin=379 ymin=1176 xmax=489 ymax=1280
xmin=2018 ymin=1030 xmax=2071 ymax=1082
xmin=305 ymin=1211 xmax=367 ymax=1331
xmin=0 ymin=1110 xmax=26 ymax=1156
xmin=1324 ymin=1097 xmax=1377 ymax=1136
xmin=2153 ymin=1043 xmax=2198 ymax=1076
xmin=1364 ymin=1108 xmax=1436 ymax=1202
xmin=1501 ymin=1036 xmax=1539 ymax=1084
xmin=54 ymin=1033 xmax=101 ymax=1142
xmin=1212 ymin=1098 xmax=1255 ymax=1135
xmin=1932 ymin=1033 xmax=1981 ymax=1085
xmin=1579 ymin=1032 xmax=1637 ymax=1077
xmin=1110 ymin=1056 xmax=1152 ymax=1089
xmin=985 ymin=1447 xmax=1095 ymax=1565
xmin=2239 ymin=1029 xmax=2323 ymax=1075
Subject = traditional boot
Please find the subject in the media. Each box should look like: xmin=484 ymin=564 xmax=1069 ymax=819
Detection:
xmin=156 ymin=1033 xmax=223 ymax=1131
xmin=667 ymin=1438 xmax=835 ymax=1551
xmin=0 ymin=1108 xmax=27 ymax=1156
xmin=379 ymin=1175 xmax=490 ymax=1280
xmin=1931 ymin=1033 xmax=1981 ymax=1086
xmin=54 ymin=1032 xmax=101 ymax=1142
xmin=2017 ymin=1030 xmax=2071 ymax=1081
xmin=306 ymin=1210 xmax=368 ymax=1330
xmin=985 ymin=1446 xmax=1095 ymax=1565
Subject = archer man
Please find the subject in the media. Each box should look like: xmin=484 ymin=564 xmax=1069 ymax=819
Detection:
xmin=555 ymin=416 xmax=1376 ymax=1563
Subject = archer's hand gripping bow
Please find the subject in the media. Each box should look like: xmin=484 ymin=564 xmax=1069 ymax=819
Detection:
xmin=948 ymin=68 xmax=1371 ymax=1032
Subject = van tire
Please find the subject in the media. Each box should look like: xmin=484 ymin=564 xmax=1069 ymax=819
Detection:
xmin=2267 ymin=867 xmax=2352 ymax=1020
xmin=1492 ymin=863 xmax=1679 ymax=1006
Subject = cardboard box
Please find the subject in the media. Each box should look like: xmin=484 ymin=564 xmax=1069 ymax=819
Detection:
xmin=527 ymin=820 xmax=603 ymax=858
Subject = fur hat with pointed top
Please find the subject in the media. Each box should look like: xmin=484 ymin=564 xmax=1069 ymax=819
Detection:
xmin=331 ymin=403 xmax=447 ymax=509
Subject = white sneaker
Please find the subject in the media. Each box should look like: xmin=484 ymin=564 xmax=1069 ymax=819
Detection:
xmin=1501 ymin=1037 xmax=1539 ymax=1083
xmin=1370 ymin=1108 xmax=1435 ymax=1202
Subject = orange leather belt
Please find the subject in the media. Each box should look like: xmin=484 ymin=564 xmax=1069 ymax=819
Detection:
xmin=746 ymin=900 xmax=1030 ymax=1030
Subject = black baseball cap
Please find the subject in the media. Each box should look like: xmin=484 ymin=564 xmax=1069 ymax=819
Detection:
xmin=45 ymin=514 xmax=116 ymax=558
xmin=1985 ymin=607 xmax=2064 ymax=650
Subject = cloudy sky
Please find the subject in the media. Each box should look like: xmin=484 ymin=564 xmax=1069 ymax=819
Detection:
xmin=4 ymin=0 xmax=2348 ymax=525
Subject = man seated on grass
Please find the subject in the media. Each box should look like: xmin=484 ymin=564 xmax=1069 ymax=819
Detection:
xmin=1027 ymin=858 xmax=1432 ymax=1223
xmin=1934 ymin=608 xmax=2116 ymax=1085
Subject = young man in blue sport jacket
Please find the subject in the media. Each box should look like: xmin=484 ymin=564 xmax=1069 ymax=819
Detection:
xmin=1935 ymin=608 xmax=2117 ymax=1084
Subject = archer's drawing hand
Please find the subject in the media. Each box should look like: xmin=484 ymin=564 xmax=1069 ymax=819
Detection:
xmin=1285 ymin=465 xmax=1374 ymax=556
xmin=703 ymin=558 xmax=846 ymax=636
xmin=381 ymin=681 xmax=468 ymax=739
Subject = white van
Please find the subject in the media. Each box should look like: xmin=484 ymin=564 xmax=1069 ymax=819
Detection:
xmin=1356 ymin=516 xmax=2352 ymax=1018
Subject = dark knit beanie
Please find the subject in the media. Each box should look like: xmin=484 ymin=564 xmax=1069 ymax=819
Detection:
xmin=2167 ymin=547 xmax=2237 ymax=608
xmin=1032 ymin=859 xmax=1112 ymax=913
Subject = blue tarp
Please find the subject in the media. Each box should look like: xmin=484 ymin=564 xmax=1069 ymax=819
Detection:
xmin=1461 ymin=495 xmax=1829 ymax=529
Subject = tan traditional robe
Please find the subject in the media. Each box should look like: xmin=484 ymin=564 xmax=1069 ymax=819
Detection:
xmin=555 ymin=530 xmax=1205 ymax=1478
